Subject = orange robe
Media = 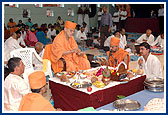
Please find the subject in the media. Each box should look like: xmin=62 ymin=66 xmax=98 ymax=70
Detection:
xmin=19 ymin=93 xmax=55 ymax=111
xmin=7 ymin=22 xmax=18 ymax=34
xmin=107 ymin=48 xmax=130 ymax=69
xmin=50 ymin=31 xmax=91 ymax=73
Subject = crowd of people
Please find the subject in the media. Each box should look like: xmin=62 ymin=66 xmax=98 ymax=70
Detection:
xmin=4 ymin=4 xmax=164 ymax=112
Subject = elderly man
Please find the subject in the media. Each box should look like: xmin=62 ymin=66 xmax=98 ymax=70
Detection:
xmin=136 ymin=29 xmax=154 ymax=46
xmin=50 ymin=21 xmax=91 ymax=73
xmin=106 ymin=37 xmax=130 ymax=69
xmin=33 ymin=42 xmax=44 ymax=70
xmin=137 ymin=42 xmax=163 ymax=79
xmin=19 ymin=71 xmax=62 ymax=111
xmin=99 ymin=6 xmax=112 ymax=49
xmin=4 ymin=57 xmax=30 ymax=111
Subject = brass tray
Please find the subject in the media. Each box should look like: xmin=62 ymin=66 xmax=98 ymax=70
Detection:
xmin=113 ymin=99 xmax=141 ymax=111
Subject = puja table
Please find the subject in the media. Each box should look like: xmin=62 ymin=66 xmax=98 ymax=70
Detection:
xmin=49 ymin=74 xmax=146 ymax=111
xmin=96 ymin=89 xmax=164 ymax=111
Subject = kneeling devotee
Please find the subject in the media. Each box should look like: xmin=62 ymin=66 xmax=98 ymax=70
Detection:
xmin=19 ymin=71 xmax=62 ymax=111
xmin=50 ymin=21 xmax=91 ymax=73
xmin=107 ymin=37 xmax=130 ymax=69
xmin=137 ymin=42 xmax=163 ymax=79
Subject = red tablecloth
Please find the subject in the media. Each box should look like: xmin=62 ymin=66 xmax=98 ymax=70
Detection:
xmin=125 ymin=18 xmax=160 ymax=33
xmin=49 ymin=75 xmax=146 ymax=111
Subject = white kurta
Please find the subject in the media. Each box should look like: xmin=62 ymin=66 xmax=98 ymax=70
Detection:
xmin=136 ymin=34 xmax=155 ymax=45
xmin=76 ymin=30 xmax=87 ymax=41
xmin=4 ymin=74 xmax=30 ymax=111
xmin=120 ymin=34 xmax=127 ymax=48
xmin=21 ymin=31 xmax=26 ymax=40
xmin=151 ymin=35 xmax=164 ymax=48
xmin=158 ymin=8 xmax=164 ymax=17
xmin=137 ymin=53 xmax=163 ymax=79
xmin=112 ymin=11 xmax=120 ymax=23
xmin=47 ymin=29 xmax=56 ymax=39
xmin=32 ymin=49 xmax=44 ymax=70
xmin=4 ymin=37 xmax=22 ymax=62
xmin=120 ymin=10 xmax=127 ymax=20
xmin=77 ymin=14 xmax=83 ymax=26
xmin=17 ymin=36 xmax=26 ymax=46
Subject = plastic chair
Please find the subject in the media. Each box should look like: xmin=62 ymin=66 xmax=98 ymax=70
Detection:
xmin=10 ymin=48 xmax=53 ymax=82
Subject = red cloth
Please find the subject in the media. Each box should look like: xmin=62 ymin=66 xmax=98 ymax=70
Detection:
xmin=49 ymin=75 xmax=146 ymax=111
xmin=125 ymin=18 xmax=160 ymax=33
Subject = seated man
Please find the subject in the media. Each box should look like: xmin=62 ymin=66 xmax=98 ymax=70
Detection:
xmin=15 ymin=30 xmax=26 ymax=48
xmin=4 ymin=57 xmax=30 ymax=111
xmin=75 ymin=26 xmax=87 ymax=45
xmin=4 ymin=32 xmax=22 ymax=64
xmin=104 ymin=30 xmax=124 ymax=51
xmin=19 ymin=71 xmax=62 ymax=111
xmin=106 ymin=37 xmax=130 ymax=69
xmin=50 ymin=21 xmax=91 ymax=73
xmin=33 ymin=42 xmax=45 ymax=70
xmin=151 ymin=32 xmax=164 ymax=50
xmin=136 ymin=42 xmax=163 ymax=79
xmin=136 ymin=29 xmax=154 ymax=46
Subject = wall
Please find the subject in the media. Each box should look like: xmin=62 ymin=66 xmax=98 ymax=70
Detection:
xmin=4 ymin=4 xmax=113 ymax=30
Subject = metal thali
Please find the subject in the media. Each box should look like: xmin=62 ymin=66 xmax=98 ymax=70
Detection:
xmin=144 ymin=77 xmax=164 ymax=92
xmin=113 ymin=99 xmax=141 ymax=111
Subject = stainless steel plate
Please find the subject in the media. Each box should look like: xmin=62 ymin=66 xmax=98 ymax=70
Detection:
xmin=70 ymin=82 xmax=92 ymax=88
xmin=144 ymin=77 xmax=164 ymax=85
xmin=113 ymin=99 xmax=141 ymax=111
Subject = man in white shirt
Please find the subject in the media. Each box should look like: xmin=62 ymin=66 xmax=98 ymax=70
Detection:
xmin=104 ymin=30 xmax=124 ymax=51
xmin=151 ymin=32 xmax=164 ymax=50
xmin=136 ymin=29 xmax=154 ymax=46
xmin=76 ymin=27 xmax=87 ymax=42
xmin=4 ymin=57 xmax=30 ymax=111
xmin=16 ymin=30 xmax=26 ymax=48
xmin=112 ymin=6 xmax=120 ymax=30
xmin=137 ymin=42 xmax=163 ymax=79
xmin=47 ymin=25 xmax=56 ymax=40
xmin=120 ymin=28 xmax=127 ymax=49
xmin=4 ymin=32 xmax=22 ymax=63
xmin=120 ymin=6 xmax=127 ymax=29
xmin=158 ymin=4 xmax=164 ymax=32
xmin=33 ymin=42 xmax=44 ymax=70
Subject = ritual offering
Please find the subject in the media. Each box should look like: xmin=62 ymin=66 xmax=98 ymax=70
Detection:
xmin=137 ymin=69 xmax=144 ymax=75
xmin=110 ymin=62 xmax=128 ymax=81
xmin=87 ymin=87 xmax=92 ymax=92
xmin=102 ymin=66 xmax=111 ymax=85
xmin=55 ymin=72 xmax=70 ymax=82
xmin=93 ymin=81 xmax=105 ymax=88
xmin=70 ymin=81 xmax=92 ymax=88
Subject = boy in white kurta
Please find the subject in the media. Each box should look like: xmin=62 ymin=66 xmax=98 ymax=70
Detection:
xmin=137 ymin=42 xmax=163 ymax=79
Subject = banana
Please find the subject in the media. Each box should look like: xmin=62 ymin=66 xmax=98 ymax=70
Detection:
xmin=93 ymin=81 xmax=105 ymax=88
